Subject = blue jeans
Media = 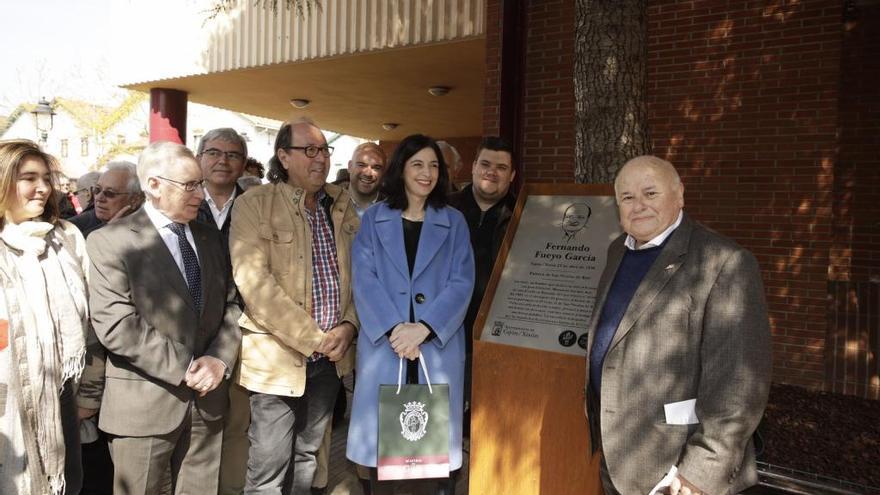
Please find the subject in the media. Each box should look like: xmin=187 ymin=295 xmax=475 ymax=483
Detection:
xmin=244 ymin=359 xmax=341 ymax=495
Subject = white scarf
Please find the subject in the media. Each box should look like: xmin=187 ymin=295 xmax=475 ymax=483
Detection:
xmin=0 ymin=220 xmax=88 ymax=494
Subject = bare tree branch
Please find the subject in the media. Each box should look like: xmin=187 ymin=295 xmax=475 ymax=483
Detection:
xmin=204 ymin=0 xmax=320 ymax=21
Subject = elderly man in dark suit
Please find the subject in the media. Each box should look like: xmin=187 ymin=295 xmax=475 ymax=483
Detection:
xmin=87 ymin=141 xmax=241 ymax=494
xmin=585 ymin=155 xmax=772 ymax=495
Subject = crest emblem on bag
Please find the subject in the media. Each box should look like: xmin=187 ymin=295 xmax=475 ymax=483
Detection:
xmin=399 ymin=401 xmax=429 ymax=442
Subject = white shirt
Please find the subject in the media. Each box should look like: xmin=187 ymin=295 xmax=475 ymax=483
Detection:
xmin=351 ymin=195 xmax=379 ymax=219
xmin=204 ymin=187 xmax=237 ymax=228
xmin=624 ymin=210 xmax=684 ymax=251
xmin=143 ymin=202 xmax=200 ymax=280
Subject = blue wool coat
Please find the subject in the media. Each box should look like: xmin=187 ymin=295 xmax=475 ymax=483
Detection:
xmin=346 ymin=202 xmax=475 ymax=469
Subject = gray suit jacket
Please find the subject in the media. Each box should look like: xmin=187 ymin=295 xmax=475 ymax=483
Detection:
xmin=88 ymin=208 xmax=241 ymax=436
xmin=585 ymin=214 xmax=772 ymax=495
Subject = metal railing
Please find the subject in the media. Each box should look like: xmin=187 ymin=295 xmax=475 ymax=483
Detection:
xmin=756 ymin=462 xmax=880 ymax=495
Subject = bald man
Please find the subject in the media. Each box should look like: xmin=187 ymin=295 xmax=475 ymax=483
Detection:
xmin=347 ymin=142 xmax=387 ymax=218
xmin=584 ymin=156 xmax=772 ymax=495
xmin=562 ymin=203 xmax=591 ymax=242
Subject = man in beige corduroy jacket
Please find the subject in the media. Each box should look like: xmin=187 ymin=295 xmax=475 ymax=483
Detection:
xmin=229 ymin=119 xmax=359 ymax=494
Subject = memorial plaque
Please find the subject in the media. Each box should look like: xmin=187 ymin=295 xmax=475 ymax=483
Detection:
xmin=480 ymin=191 xmax=621 ymax=355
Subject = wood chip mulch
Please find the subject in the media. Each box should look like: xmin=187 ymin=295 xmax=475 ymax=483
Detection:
xmin=757 ymin=383 xmax=880 ymax=489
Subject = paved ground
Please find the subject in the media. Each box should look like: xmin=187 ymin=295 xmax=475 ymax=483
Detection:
xmin=324 ymin=378 xmax=804 ymax=495
xmin=324 ymin=377 xmax=470 ymax=495
xmin=324 ymin=421 xmax=470 ymax=495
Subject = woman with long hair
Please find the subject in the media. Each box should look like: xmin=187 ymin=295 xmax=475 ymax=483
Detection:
xmin=346 ymin=134 xmax=474 ymax=494
xmin=0 ymin=139 xmax=89 ymax=494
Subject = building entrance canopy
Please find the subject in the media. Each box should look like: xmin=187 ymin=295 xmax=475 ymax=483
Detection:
xmin=122 ymin=0 xmax=487 ymax=140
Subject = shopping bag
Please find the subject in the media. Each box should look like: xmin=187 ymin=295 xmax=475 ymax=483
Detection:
xmin=377 ymin=353 xmax=450 ymax=480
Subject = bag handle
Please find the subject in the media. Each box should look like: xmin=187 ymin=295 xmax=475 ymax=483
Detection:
xmin=396 ymin=352 xmax=433 ymax=395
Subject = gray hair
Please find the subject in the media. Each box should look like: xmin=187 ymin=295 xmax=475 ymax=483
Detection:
xmin=76 ymin=171 xmax=101 ymax=192
xmin=138 ymin=141 xmax=196 ymax=193
xmin=104 ymin=160 xmax=142 ymax=195
xmin=436 ymin=141 xmax=461 ymax=168
xmin=197 ymin=128 xmax=248 ymax=158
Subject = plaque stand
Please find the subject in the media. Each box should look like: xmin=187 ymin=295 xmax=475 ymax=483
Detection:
xmin=468 ymin=184 xmax=611 ymax=495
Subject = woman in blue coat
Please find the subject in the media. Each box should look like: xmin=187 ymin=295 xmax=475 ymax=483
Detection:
xmin=346 ymin=135 xmax=474 ymax=494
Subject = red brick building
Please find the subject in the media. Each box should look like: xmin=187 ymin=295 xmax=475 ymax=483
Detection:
xmin=483 ymin=0 xmax=879 ymax=398
xmin=132 ymin=0 xmax=877 ymax=399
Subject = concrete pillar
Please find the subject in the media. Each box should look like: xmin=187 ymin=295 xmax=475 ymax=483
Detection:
xmin=149 ymin=88 xmax=188 ymax=144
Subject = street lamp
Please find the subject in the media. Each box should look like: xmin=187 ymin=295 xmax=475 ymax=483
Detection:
xmin=31 ymin=97 xmax=55 ymax=143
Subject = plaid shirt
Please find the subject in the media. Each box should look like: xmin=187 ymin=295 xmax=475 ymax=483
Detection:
xmin=305 ymin=190 xmax=341 ymax=358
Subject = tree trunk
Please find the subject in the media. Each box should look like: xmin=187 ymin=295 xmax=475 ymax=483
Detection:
xmin=574 ymin=0 xmax=649 ymax=184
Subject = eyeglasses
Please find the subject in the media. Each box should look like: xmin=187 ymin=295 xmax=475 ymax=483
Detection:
xmin=156 ymin=176 xmax=206 ymax=192
xmin=91 ymin=186 xmax=132 ymax=200
xmin=284 ymin=145 xmax=334 ymax=158
xmin=201 ymin=148 xmax=245 ymax=162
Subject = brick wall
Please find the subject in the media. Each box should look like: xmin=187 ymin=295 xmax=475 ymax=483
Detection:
xmin=833 ymin=4 xmax=880 ymax=282
xmin=482 ymin=0 xmax=575 ymax=182
xmin=827 ymin=3 xmax=880 ymax=398
xmin=482 ymin=0 xmax=869 ymax=392
xmin=647 ymin=0 xmax=841 ymax=390
xmin=519 ymin=1 xmax=575 ymax=182
xmin=482 ymin=0 xmax=502 ymax=138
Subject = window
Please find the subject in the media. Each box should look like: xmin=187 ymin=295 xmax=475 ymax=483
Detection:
xmin=81 ymin=138 xmax=89 ymax=156
xmin=60 ymin=139 xmax=68 ymax=158
xmin=117 ymin=134 xmax=125 ymax=145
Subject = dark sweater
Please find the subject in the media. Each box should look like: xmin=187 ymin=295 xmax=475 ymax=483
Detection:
xmin=589 ymin=241 xmax=666 ymax=394
xmin=196 ymin=183 xmax=245 ymax=257
xmin=402 ymin=218 xmax=424 ymax=384
xmin=448 ymin=185 xmax=516 ymax=350
xmin=68 ymin=208 xmax=105 ymax=239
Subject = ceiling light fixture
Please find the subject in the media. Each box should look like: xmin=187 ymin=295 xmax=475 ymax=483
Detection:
xmin=290 ymin=98 xmax=311 ymax=109
xmin=382 ymin=123 xmax=399 ymax=131
xmin=428 ymin=86 xmax=451 ymax=97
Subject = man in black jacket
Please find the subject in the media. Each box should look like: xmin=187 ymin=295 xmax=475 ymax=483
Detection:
xmin=192 ymin=127 xmax=253 ymax=495
xmin=69 ymin=161 xmax=144 ymax=238
xmin=195 ymin=128 xmax=247 ymax=250
xmin=448 ymin=136 xmax=517 ymax=434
